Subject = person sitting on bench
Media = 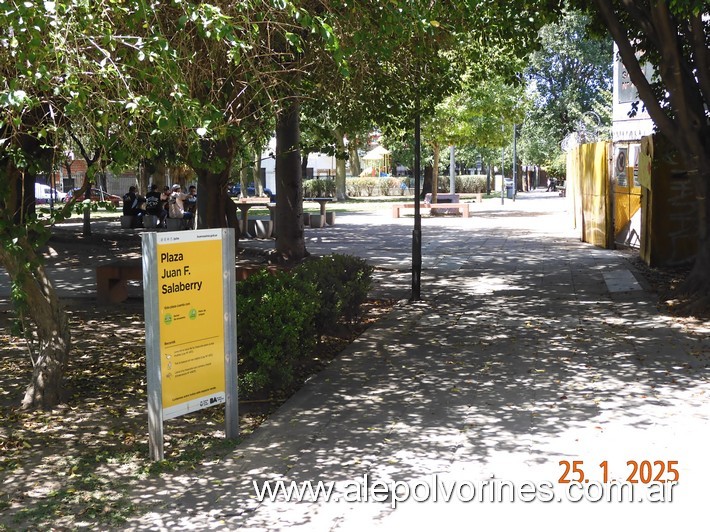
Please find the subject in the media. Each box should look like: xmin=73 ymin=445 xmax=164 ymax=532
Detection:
xmin=144 ymin=184 xmax=166 ymax=225
xmin=168 ymin=184 xmax=193 ymax=226
xmin=122 ymin=186 xmax=145 ymax=225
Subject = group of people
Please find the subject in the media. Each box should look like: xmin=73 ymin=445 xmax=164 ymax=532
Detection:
xmin=122 ymin=183 xmax=197 ymax=228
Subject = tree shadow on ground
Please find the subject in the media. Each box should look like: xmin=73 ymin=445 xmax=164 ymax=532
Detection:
xmin=125 ymin=213 xmax=709 ymax=529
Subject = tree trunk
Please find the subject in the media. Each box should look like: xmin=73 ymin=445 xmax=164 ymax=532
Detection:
xmin=275 ymin=98 xmax=307 ymax=262
xmin=153 ymin=161 xmax=167 ymax=187
xmin=0 ymin=242 xmax=71 ymax=409
xmin=335 ymin=156 xmax=347 ymax=200
xmin=225 ymin=194 xmax=240 ymax=249
xmin=193 ymin=138 xmax=238 ymax=234
xmin=333 ymin=128 xmax=347 ymax=201
xmin=196 ymin=165 xmax=239 ymax=236
xmin=97 ymin=169 xmax=108 ymax=193
xmin=253 ymin=146 xmax=264 ymax=197
xmin=81 ymin=163 xmax=101 ymax=238
xmin=0 ymin=161 xmax=71 ymax=409
xmin=170 ymin=165 xmax=193 ymax=189
xmin=421 ymin=165 xmax=433 ymax=199
xmin=348 ymin=138 xmax=362 ymax=177
xmin=137 ymin=162 xmax=150 ymax=194
xmin=301 ymin=151 xmax=310 ymax=181
xmin=677 ymin=165 xmax=710 ymax=308
xmin=239 ymin=157 xmax=250 ymax=199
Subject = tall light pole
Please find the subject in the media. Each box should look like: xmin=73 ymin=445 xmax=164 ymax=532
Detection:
xmin=412 ymin=102 xmax=422 ymax=301
xmin=500 ymin=121 xmax=505 ymax=205
xmin=501 ymin=147 xmax=505 ymax=205
xmin=449 ymin=145 xmax=455 ymax=194
xmin=512 ymin=123 xmax=517 ymax=202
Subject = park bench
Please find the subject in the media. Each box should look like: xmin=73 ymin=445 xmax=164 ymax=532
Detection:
xmin=96 ymin=260 xmax=142 ymax=303
xmin=391 ymin=201 xmax=471 ymax=219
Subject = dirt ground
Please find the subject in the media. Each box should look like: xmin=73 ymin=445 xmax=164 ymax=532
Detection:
xmin=0 ymin=226 xmax=393 ymax=530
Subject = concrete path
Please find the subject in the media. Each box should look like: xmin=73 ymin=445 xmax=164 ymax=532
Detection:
xmin=5 ymin=191 xmax=708 ymax=530
xmin=118 ymin=190 xmax=710 ymax=531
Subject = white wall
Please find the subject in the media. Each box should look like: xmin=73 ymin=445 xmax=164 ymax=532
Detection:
xmin=261 ymin=137 xmax=337 ymax=193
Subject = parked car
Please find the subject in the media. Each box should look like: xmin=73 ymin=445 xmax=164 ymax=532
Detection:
xmin=65 ymin=187 xmax=122 ymax=207
xmin=228 ymin=183 xmax=276 ymax=202
xmin=35 ymin=183 xmax=67 ymax=204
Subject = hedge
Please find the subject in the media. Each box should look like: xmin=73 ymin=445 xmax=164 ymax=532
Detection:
xmin=303 ymin=178 xmax=336 ymax=198
xmin=437 ymin=175 xmax=488 ymax=193
xmin=236 ymin=254 xmax=374 ymax=396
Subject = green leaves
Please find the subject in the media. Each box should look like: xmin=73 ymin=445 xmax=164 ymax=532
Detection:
xmin=0 ymin=90 xmax=29 ymax=108
xmin=284 ymin=31 xmax=303 ymax=51
xmin=520 ymin=8 xmax=612 ymax=168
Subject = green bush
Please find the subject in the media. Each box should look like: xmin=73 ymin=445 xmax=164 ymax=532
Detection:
xmin=293 ymin=254 xmax=374 ymax=333
xmin=236 ymin=255 xmax=374 ymax=396
xmin=457 ymin=175 xmax=488 ymax=193
xmin=435 ymin=175 xmax=487 ymax=194
xmin=346 ymin=177 xmax=379 ymax=196
xmin=547 ymin=153 xmax=567 ymax=179
xmin=303 ymin=178 xmax=336 ymax=198
xmin=345 ymin=178 xmax=361 ymax=196
xmin=378 ymin=177 xmax=406 ymax=196
xmin=236 ymin=269 xmax=318 ymax=395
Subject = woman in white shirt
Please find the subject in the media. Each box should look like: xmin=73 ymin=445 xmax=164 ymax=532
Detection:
xmin=168 ymin=184 xmax=193 ymax=223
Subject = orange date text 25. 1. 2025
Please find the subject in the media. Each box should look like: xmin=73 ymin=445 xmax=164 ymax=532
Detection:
xmin=558 ymin=460 xmax=679 ymax=484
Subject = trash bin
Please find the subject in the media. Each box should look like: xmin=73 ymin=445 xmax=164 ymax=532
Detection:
xmin=506 ymin=185 xmax=514 ymax=199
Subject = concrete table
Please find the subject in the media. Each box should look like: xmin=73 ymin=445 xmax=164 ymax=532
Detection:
xmin=304 ymin=197 xmax=334 ymax=217
xmin=235 ymin=199 xmax=271 ymax=237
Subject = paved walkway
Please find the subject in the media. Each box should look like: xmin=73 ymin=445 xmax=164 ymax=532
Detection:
xmin=119 ymin=190 xmax=709 ymax=530
xmin=7 ymin=191 xmax=710 ymax=530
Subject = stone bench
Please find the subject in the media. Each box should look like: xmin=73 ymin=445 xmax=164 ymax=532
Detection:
xmin=392 ymin=202 xmax=470 ymax=218
xmin=246 ymin=218 xmax=273 ymax=239
xmin=120 ymin=215 xmax=145 ymax=229
xmin=96 ymin=261 xmax=142 ymax=303
xmin=166 ymin=217 xmax=193 ymax=231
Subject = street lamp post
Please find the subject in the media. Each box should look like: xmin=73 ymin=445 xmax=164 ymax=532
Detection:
xmin=412 ymin=106 xmax=422 ymax=301
xmin=500 ymin=121 xmax=505 ymax=205
xmin=512 ymin=123 xmax=517 ymax=202
xmin=501 ymin=147 xmax=505 ymax=205
xmin=449 ymin=145 xmax=455 ymax=195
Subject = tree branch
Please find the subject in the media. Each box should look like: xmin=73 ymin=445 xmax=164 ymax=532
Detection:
xmin=619 ymin=0 xmax=662 ymax=50
xmin=592 ymin=0 xmax=677 ymax=138
xmin=650 ymin=1 xmax=706 ymax=159
xmin=690 ymin=14 xmax=710 ymax=108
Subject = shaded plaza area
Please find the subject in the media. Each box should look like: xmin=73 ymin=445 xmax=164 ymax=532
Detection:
xmin=120 ymin=190 xmax=709 ymax=530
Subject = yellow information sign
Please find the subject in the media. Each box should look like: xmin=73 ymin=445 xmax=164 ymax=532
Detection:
xmin=156 ymin=232 xmax=225 ymax=419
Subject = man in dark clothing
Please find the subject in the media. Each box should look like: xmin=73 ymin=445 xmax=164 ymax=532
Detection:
xmin=145 ymin=184 xmax=166 ymax=224
xmin=122 ymin=186 xmax=145 ymax=222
